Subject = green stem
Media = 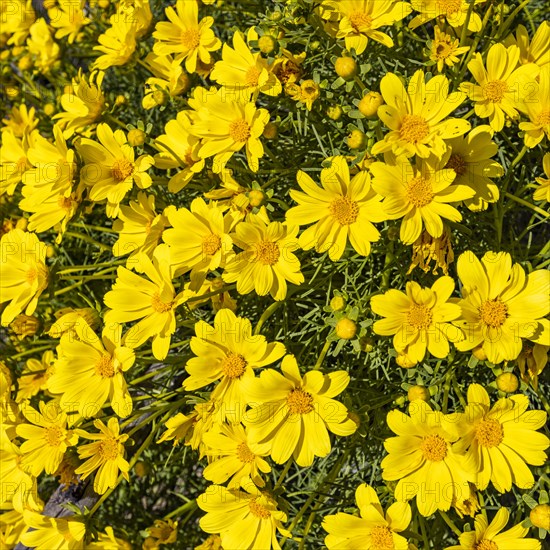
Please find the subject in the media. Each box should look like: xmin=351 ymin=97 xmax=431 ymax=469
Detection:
xmin=64 ymin=231 xmax=111 ymax=251
xmin=312 ymin=340 xmax=331 ymax=370
xmin=254 ymin=302 xmax=282 ymax=335
xmin=439 ymin=510 xmax=462 ymax=538
xmin=165 ymin=499 xmax=198 ymax=520
xmin=504 ymin=192 xmax=549 ymax=219
xmin=274 ymin=459 xmax=293 ymax=490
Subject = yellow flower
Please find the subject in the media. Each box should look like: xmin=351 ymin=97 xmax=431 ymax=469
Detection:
xmin=187 ymin=86 xmax=270 ymax=173
xmin=244 ymin=355 xmax=357 ymax=466
xmin=78 ymin=123 xmax=154 ymax=218
xmin=370 ymin=156 xmax=474 ymax=244
xmin=453 ymin=250 xmax=550 ymax=363
xmin=286 ymin=79 xmax=320 ymax=110
xmin=162 ymin=197 xmax=236 ymax=289
xmin=520 ymin=65 xmax=550 ymax=148
xmin=409 ymin=0 xmax=483 ymax=32
xmin=183 ymin=308 xmax=286 ymax=423
xmin=222 ymin=214 xmax=304 ymax=301
xmin=197 ymin=483 xmax=288 ymax=550
xmin=0 ymin=130 xmax=32 ymax=197
xmin=211 ymin=31 xmax=281 ymax=96
xmin=16 ymin=350 xmax=55 ymax=402
xmin=1 ymin=104 xmax=38 ymax=137
xmin=48 ymin=307 xmax=100 ymax=338
xmin=117 ymin=0 xmax=153 ymax=38
xmin=381 ymin=400 xmax=474 ymax=517
xmin=16 ymin=401 xmax=78 ymax=476
xmin=26 ymin=19 xmax=60 ymax=73
xmin=372 ymin=70 xmax=470 ymax=158
xmin=195 ymin=534 xmax=223 ymax=550
xmin=202 ymin=423 xmax=271 ymax=488
xmin=75 ymin=417 xmax=129 ymax=495
xmin=442 ymin=125 xmax=503 ymax=211
xmin=1 ymin=0 xmax=36 ymax=46
xmin=53 ymin=70 xmax=105 ymax=138
xmin=371 ymin=277 xmax=463 ymax=366
xmin=21 ymin=511 xmax=86 ymax=550
xmin=429 ymin=26 xmax=469 ymax=73
xmin=287 ymin=156 xmax=385 ymax=261
xmin=0 ymin=229 xmax=49 ymax=326
xmin=48 ymin=0 xmax=90 ymax=43
xmin=460 ymin=44 xmax=540 ymax=132
xmin=446 ymin=508 xmax=541 ymax=550
xmin=87 ymin=526 xmax=132 ymax=549
xmin=0 ymin=506 xmax=28 ymax=549
xmin=534 ymin=152 xmax=550 ymax=202
xmin=153 ymin=111 xmax=204 ymax=192
xmin=112 ymin=192 xmax=170 ymax=271
xmin=517 ymin=342 xmax=548 ymax=389
xmin=322 ymin=0 xmax=412 ymax=53
xmin=271 ymin=49 xmax=306 ymax=86
xmin=143 ymin=519 xmax=178 ymax=549
xmin=48 ymin=321 xmax=135 ymax=418
xmin=452 ymin=384 xmax=549 ymax=492
xmin=506 ymin=22 xmax=550 ymax=69
xmin=408 ymin=226 xmax=454 ymax=275
xmin=322 ymin=483 xmax=412 ymax=549
xmin=152 ymin=0 xmax=221 ymax=73
xmin=104 ymin=246 xmax=188 ymax=360
xmin=93 ymin=17 xmax=137 ymax=70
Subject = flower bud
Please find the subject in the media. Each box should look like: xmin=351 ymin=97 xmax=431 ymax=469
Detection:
xmin=496 ymin=372 xmax=519 ymax=393
xmin=530 ymin=504 xmax=550 ymax=531
xmin=248 ymin=190 xmax=266 ymax=207
xmin=258 ymin=35 xmax=276 ymax=54
xmin=408 ymin=385 xmax=430 ymax=402
xmin=326 ymin=105 xmax=343 ymax=120
xmin=335 ymin=318 xmax=357 ymax=340
xmin=128 ymin=128 xmax=146 ymax=147
xmin=347 ymin=129 xmax=366 ymax=150
xmin=335 ymin=56 xmax=357 ymax=79
xmin=358 ymin=91 xmax=384 ymax=118
xmin=330 ymin=296 xmax=346 ymax=312
xmin=262 ymin=122 xmax=278 ymax=140
xmin=472 ymin=346 xmax=487 ymax=361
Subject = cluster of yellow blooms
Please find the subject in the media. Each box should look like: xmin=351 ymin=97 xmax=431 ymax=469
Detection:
xmin=0 ymin=0 xmax=549 ymax=548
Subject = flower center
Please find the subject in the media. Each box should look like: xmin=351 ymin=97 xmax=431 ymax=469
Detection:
xmin=221 ymin=353 xmax=247 ymax=379
xmin=329 ymin=196 xmax=359 ymax=225
xmin=475 ymin=418 xmax=504 ymax=448
xmin=99 ymin=437 xmax=120 ymax=461
xmin=407 ymin=303 xmax=433 ymax=330
xmin=95 ymin=354 xmax=115 ymax=378
xmin=446 ymin=153 xmax=467 ymax=176
xmin=370 ymin=525 xmax=395 ymax=550
xmin=301 ymin=80 xmax=319 ymax=100
xmin=254 ymin=240 xmax=280 ymax=265
xmin=287 ymin=389 xmax=314 ymax=415
xmin=483 ymin=80 xmax=508 ymax=103
xmin=236 ymin=442 xmax=256 ymax=464
xmin=151 ymin=292 xmax=173 ymax=313
xmin=474 ymin=541 xmax=498 ymax=550
xmin=228 ymin=119 xmax=251 ymax=142
xmin=202 ymin=233 xmax=222 ymax=256
xmin=111 ymin=158 xmax=134 ymax=182
xmin=437 ymin=0 xmax=462 ymax=14
xmin=58 ymin=195 xmax=73 ymax=209
xmin=420 ymin=434 xmax=447 ymax=461
xmin=249 ymin=499 xmax=271 ymax=519
xmin=245 ymin=66 xmax=261 ymax=87
xmin=536 ymin=110 xmax=550 ymax=126
xmin=348 ymin=10 xmax=373 ymax=30
xmin=479 ymin=299 xmax=508 ymax=328
xmin=399 ymin=114 xmax=430 ymax=144
xmin=435 ymin=41 xmax=453 ymax=59
xmin=181 ymin=28 xmax=200 ymax=49
xmin=44 ymin=425 xmax=64 ymax=446
xmin=406 ymin=176 xmax=434 ymax=207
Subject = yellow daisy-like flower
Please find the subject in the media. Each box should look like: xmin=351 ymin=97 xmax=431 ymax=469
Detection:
xmin=0 ymin=506 xmax=28 ymax=549
xmin=152 ymin=0 xmax=221 ymax=73
xmin=1 ymin=104 xmax=38 ymax=137
xmin=2 ymin=0 xmax=35 ymax=46
xmin=222 ymin=214 xmax=304 ymax=301
xmin=117 ymin=0 xmax=153 ymax=39
xmin=409 ymin=0 xmax=483 ymax=31
xmin=322 ymin=0 xmax=412 ymax=53
xmin=453 ymin=250 xmax=550 ymax=364
xmin=460 ymin=44 xmax=540 ymax=132
xmin=202 ymin=423 xmax=271 ymax=488
xmin=93 ymin=17 xmax=137 ymax=71
xmin=183 ymin=308 xmax=286 ymax=423
xmin=87 ymin=525 xmax=133 ymax=550
xmin=429 ymin=26 xmax=470 ymax=73
xmin=48 ymin=0 xmax=90 ymax=43
xmin=26 ymin=19 xmax=60 ymax=73
xmin=16 ymin=401 xmax=78 ymax=476
xmin=322 ymin=483 xmax=412 ymax=549
xmin=162 ymin=197 xmax=236 ymax=289
xmin=198 ymin=483 xmax=288 ymax=550
xmin=244 ymin=355 xmax=357 ymax=466
xmin=506 ymin=22 xmax=550 ymax=69
xmin=370 ymin=156 xmax=474 ymax=244
xmin=285 ymin=79 xmax=321 ymax=111
xmin=154 ymin=111 xmax=204 ymax=192
xmin=187 ymin=86 xmax=270 ymax=173
xmin=21 ymin=511 xmax=86 ymax=550
xmin=75 ymin=417 xmax=129 ymax=495
xmin=48 ymin=321 xmax=135 ymax=418
xmin=517 ymin=342 xmax=548 ymax=389
xmin=534 ymin=152 xmax=550 ymax=202
xmin=104 ymin=246 xmax=188 ymax=360
xmin=446 ymin=508 xmax=541 ymax=550
xmin=381 ymin=400 xmax=474 ymax=517
xmin=142 ymin=519 xmax=178 ymax=550
xmin=53 ymin=70 xmax=105 ymax=138
xmin=452 ymin=384 xmax=549 ymax=492
xmin=211 ymin=31 xmax=281 ymax=96
xmin=371 ymin=277 xmax=463 ymax=366
xmin=0 ymin=130 xmax=32 ymax=197
xmin=16 ymin=350 xmax=55 ymax=402
xmin=372 ymin=70 xmax=470 ymax=158
xmin=520 ymin=65 xmax=550 ymax=148
xmin=78 ymin=123 xmax=154 ymax=218
xmin=48 ymin=307 xmax=100 ymax=339
xmin=195 ymin=534 xmax=223 ymax=550
xmin=0 ymin=229 xmax=49 ymax=326
xmin=287 ymin=156 xmax=385 ymax=261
